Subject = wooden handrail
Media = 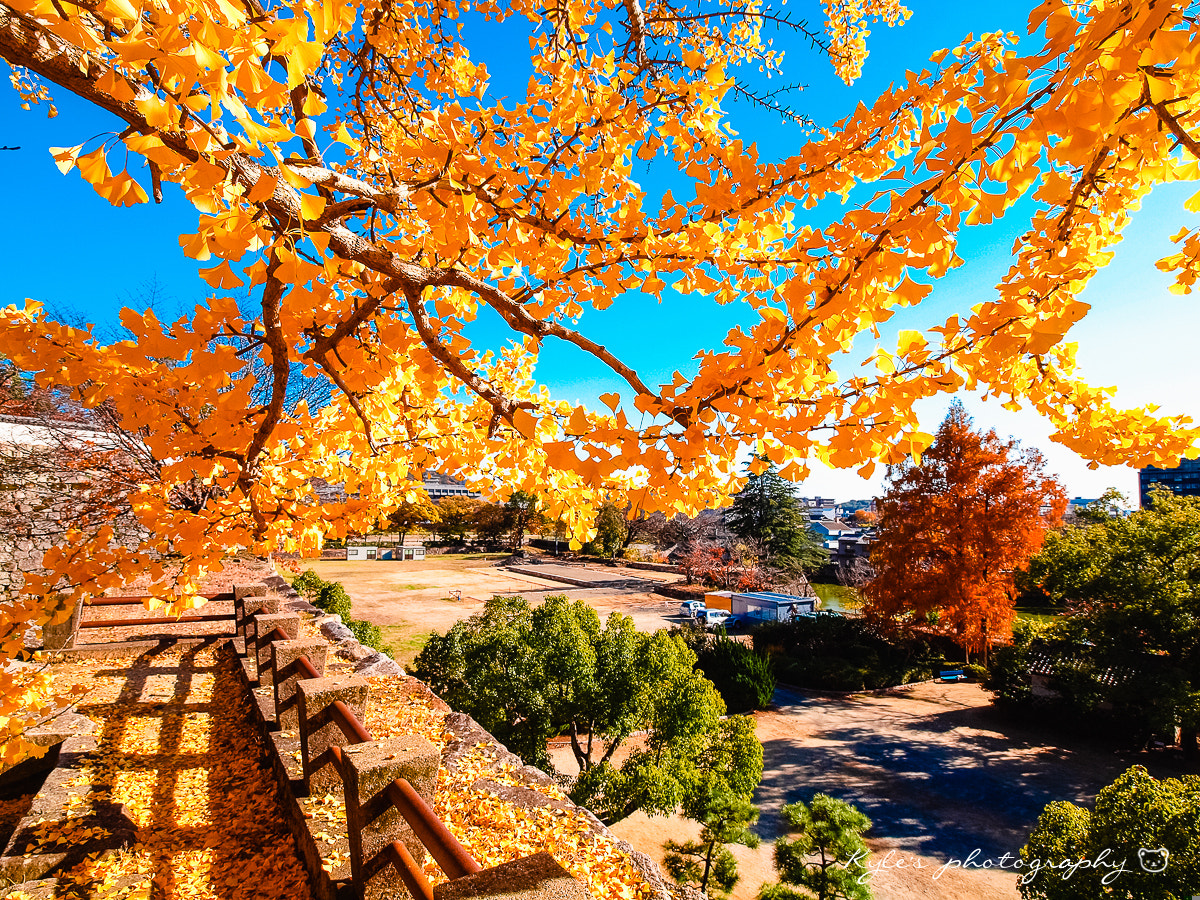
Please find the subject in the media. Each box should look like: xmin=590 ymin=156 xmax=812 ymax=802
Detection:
xmin=324 ymin=700 xmax=482 ymax=882
xmin=252 ymin=618 xmax=483 ymax=889
xmin=296 ymin=655 xmax=321 ymax=681
xmin=386 ymin=778 xmax=482 ymax=880
xmin=384 ymin=840 xmax=436 ymax=900
xmin=88 ymin=592 xmax=232 ymax=606
xmin=80 ymin=613 xmax=236 ymax=628
xmin=330 ymin=699 xmax=374 ymax=745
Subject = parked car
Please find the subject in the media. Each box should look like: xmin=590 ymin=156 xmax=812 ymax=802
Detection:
xmin=724 ymin=613 xmax=750 ymax=631
xmin=679 ymin=600 xmax=705 ymax=618
xmin=703 ymin=609 xmax=732 ymax=629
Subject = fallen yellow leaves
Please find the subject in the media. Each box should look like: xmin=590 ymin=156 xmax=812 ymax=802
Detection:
xmin=21 ymin=648 xmax=312 ymax=900
xmin=365 ymin=677 xmax=451 ymax=745
xmin=333 ymin=675 xmax=657 ymax=900
xmin=433 ymin=743 xmax=657 ymax=900
xmin=17 ymin=655 xmax=667 ymax=900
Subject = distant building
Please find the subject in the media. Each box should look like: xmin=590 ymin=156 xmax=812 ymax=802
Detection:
xmin=1138 ymin=458 xmax=1200 ymax=507
xmin=704 ymin=590 xmax=818 ymax=622
xmin=809 ymin=519 xmax=861 ymax=544
xmin=799 ymin=496 xmax=839 ymax=520
xmin=310 ymin=471 xmax=480 ymax=504
xmin=422 ymin=472 xmax=482 ymax=500
xmin=347 ymin=543 xmax=426 ymax=561
xmin=833 ymin=533 xmax=873 ymax=569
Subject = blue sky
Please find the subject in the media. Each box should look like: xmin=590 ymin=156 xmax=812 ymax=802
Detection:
xmin=2 ymin=0 xmax=1197 ymax=504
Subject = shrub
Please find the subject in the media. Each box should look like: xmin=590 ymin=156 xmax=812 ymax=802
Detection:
xmin=287 ymin=571 xmax=382 ymax=652
xmin=962 ymin=663 xmax=988 ymax=683
xmin=315 ymin=582 xmax=352 ymax=619
xmin=696 ymin=633 xmax=776 ymax=713
xmin=983 ymin=619 xmax=1043 ymax=707
xmin=346 ymin=618 xmax=383 ymax=651
xmin=671 ymin=625 xmax=775 ymax=713
xmin=292 ymin=568 xmax=325 ymax=598
xmin=753 ymin=615 xmax=937 ymax=691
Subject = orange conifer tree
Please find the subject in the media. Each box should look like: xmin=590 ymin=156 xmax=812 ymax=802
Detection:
xmin=863 ymin=402 xmax=1067 ymax=663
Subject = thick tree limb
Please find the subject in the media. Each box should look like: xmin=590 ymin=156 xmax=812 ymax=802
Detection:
xmin=243 ymin=255 xmax=291 ymax=480
xmin=1150 ymin=94 xmax=1200 ymax=159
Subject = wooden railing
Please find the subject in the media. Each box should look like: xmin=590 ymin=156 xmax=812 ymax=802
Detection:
xmin=65 ymin=583 xmax=582 ymax=900
xmin=50 ymin=592 xmax=238 ymax=646
xmin=257 ymin=619 xmax=481 ymax=900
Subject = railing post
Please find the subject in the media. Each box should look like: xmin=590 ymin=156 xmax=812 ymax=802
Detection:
xmin=233 ymin=583 xmax=268 ymax=642
xmin=342 ymin=736 xmax=440 ymax=900
xmin=271 ymin=639 xmax=328 ymax=730
xmin=42 ymin=593 xmax=81 ymax=651
xmin=252 ymin=612 xmax=299 ymax=685
xmin=432 ymin=853 xmax=590 ymax=900
xmin=297 ymin=676 xmax=370 ymax=794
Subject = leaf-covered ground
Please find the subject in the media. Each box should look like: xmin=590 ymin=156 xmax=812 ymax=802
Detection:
xmin=7 ymin=637 xmax=658 ymax=900
xmin=355 ymin=677 xmax=656 ymax=900
xmin=5 ymin=645 xmax=312 ymax=900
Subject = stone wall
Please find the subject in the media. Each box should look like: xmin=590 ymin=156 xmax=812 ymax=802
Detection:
xmin=0 ymin=434 xmax=146 ymax=602
xmin=0 ymin=444 xmax=70 ymax=600
xmin=256 ymin=569 xmax=688 ymax=900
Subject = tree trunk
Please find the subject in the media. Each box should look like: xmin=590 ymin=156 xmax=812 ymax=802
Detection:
xmin=700 ymin=839 xmax=717 ymax=892
xmin=569 ymin=722 xmax=588 ymax=771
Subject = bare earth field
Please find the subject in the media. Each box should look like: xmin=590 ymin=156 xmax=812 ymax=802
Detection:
xmin=300 ymin=558 xmax=1196 ymax=900
xmin=297 ymin=556 xmax=687 ymax=666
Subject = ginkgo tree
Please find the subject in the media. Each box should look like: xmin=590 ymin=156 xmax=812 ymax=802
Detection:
xmin=1 ymin=0 xmax=1200 ymax=760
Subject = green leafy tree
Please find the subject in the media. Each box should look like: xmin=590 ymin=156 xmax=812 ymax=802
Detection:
xmin=412 ymin=595 xmax=762 ymax=823
xmin=726 ymin=457 xmax=826 ymax=572
xmin=1022 ymin=488 xmax=1200 ymax=753
xmin=432 ymin=497 xmax=483 ymax=544
xmin=505 ymin=490 xmax=546 ymax=551
xmin=585 ymin=501 xmax=628 ymax=558
xmin=1071 ymin=487 xmax=1128 ymax=525
xmin=1020 ymin=765 xmax=1200 ymax=900
xmin=675 ymin=625 xmax=777 ymax=714
xmin=983 ymin=618 xmax=1049 ymax=708
xmin=760 ymin=794 xmax=873 ymax=900
xmin=664 ymin=780 xmax=761 ymax=898
xmin=411 ymin=594 xmax=549 ymax=760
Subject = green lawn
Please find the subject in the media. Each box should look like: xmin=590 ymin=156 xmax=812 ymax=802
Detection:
xmin=1015 ymin=607 xmax=1059 ymax=625
xmin=382 ymin=624 xmax=438 ymax=669
xmin=811 ymin=583 xmax=861 ymax=612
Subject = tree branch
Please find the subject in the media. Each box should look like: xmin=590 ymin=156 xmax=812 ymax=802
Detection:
xmin=242 ymin=254 xmax=291 ymax=481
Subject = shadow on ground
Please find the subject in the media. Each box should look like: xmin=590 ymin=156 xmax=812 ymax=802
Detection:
xmin=752 ymin=684 xmax=1195 ymax=862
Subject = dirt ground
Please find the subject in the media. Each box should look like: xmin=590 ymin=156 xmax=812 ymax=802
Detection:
xmin=298 ymin=556 xmax=690 ymax=666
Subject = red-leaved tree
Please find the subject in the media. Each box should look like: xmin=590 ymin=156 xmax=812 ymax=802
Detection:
xmin=863 ymin=402 xmax=1067 ymax=663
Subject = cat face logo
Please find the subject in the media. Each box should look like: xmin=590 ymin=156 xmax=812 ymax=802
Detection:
xmin=1138 ymin=848 xmax=1169 ymax=874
